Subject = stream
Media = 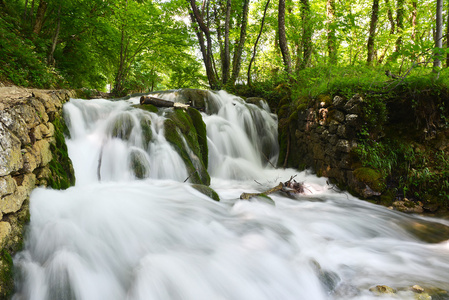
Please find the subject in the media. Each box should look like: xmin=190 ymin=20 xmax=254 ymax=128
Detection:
xmin=13 ymin=91 xmax=449 ymax=300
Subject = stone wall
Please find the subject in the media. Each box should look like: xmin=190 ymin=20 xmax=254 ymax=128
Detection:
xmin=0 ymin=87 xmax=76 ymax=298
xmin=281 ymin=94 xmax=382 ymax=199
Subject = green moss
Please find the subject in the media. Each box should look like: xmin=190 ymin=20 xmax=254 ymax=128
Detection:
xmin=353 ymin=167 xmax=385 ymax=192
xmin=379 ymin=190 xmax=395 ymax=206
xmin=135 ymin=104 xmax=158 ymax=113
xmin=164 ymin=109 xmax=210 ymax=185
xmin=191 ymin=184 xmax=220 ymax=201
xmin=46 ymin=116 xmax=76 ymax=189
xmin=140 ymin=116 xmax=152 ymax=149
xmin=129 ymin=150 xmax=149 ymax=179
xmin=0 ymin=249 xmax=13 ymax=299
xmin=110 ymin=113 xmax=133 ymax=140
xmin=187 ymin=107 xmax=208 ymax=169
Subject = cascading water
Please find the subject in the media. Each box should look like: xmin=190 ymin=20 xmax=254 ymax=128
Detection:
xmin=12 ymin=90 xmax=449 ymax=300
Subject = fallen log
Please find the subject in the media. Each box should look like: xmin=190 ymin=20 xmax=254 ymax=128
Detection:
xmin=240 ymin=175 xmax=307 ymax=200
xmin=140 ymin=96 xmax=189 ymax=109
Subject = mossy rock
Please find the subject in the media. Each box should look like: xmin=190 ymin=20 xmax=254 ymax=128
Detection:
xmin=109 ymin=112 xmax=134 ymax=140
xmin=353 ymin=167 xmax=385 ymax=192
xmin=46 ymin=116 xmax=76 ymax=189
xmin=135 ymin=104 xmax=158 ymax=113
xmin=191 ymin=184 xmax=220 ymax=201
xmin=129 ymin=149 xmax=150 ymax=179
xmin=139 ymin=115 xmax=152 ymax=150
xmin=164 ymin=109 xmax=210 ymax=185
xmin=187 ymin=107 xmax=208 ymax=169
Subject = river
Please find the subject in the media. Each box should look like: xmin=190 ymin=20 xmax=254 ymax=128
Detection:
xmin=13 ymin=91 xmax=449 ymax=300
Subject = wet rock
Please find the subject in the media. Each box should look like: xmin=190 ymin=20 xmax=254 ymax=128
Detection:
xmin=393 ymin=199 xmax=424 ymax=213
xmin=369 ymin=285 xmax=396 ymax=295
xmin=191 ymin=184 xmax=220 ymax=201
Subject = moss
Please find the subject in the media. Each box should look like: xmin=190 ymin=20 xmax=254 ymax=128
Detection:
xmin=129 ymin=150 xmax=149 ymax=179
xmin=0 ymin=249 xmax=13 ymax=300
xmin=46 ymin=116 xmax=76 ymax=189
xmin=164 ymin=109 xmax=210 ymax=185
xmin=140 ymin=116 xmax=152 ymax=149
xmin=187 ymin=107 xmax=208 ymax=169
xmin=135 ymin=104 xmax=158 ymax=113
xmin=110 ymin=112 xmax=133 ymax=140
xmin=191 ymin=184 xmax=220 ymax=201
xmin=379 ymin=190 xmax=395 ymax=206
xmin=353 ymin=167 xmax=385 ymax=192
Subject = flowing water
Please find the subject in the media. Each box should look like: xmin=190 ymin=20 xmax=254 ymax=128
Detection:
xmin=13 ymin=91 xmax=449 ymax=300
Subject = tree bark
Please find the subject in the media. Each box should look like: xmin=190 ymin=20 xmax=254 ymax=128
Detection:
xmin=447 ymin=1 xmax=449 ymax=67
xmin=411 ymin=0 xmax=417 ymax=42
xmin=222 ymin=0 xmax=231 ymax=84
xmin=326 ymin=0 xmax=337 ymax=64
xmin=395 ymin=0 xmax=404 ymax=52
xmin=299 ymin=0 xmax=312 ymax=69
xmin=33 ymin=0 xmax=48 ymax=35
xmin=385 ymin=0 xmax=395 ymax=34
xmin=188 ymin=0 xmax=219 ymax=89
xmin=247 ymin=0 xmax=270 ymax=86
xmin=367 ymin=0 xmax=379 ymax=64
xmin=47 ymin=5 xmax=61 ymax=66
xmin=230 ymin=0 xmax=249 ymax=85
xmin=278 ymin=0 xmax=292 ymax=73
xmin=434 ymin=0 xmax=443 ymax=69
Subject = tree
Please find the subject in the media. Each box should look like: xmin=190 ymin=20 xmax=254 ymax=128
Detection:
xmin=248 ymin=0 xmax=271 ymax=86
xmin=395 ymin=0 xmax=404 ymax=52
xmin=326 ymin=0 xmax=337 ymax=64
xmin=298 ymin=0 xmax=312 ymax=70
xmin=367 ymin=0 xmax=379 ymax=64
xmin=434 ymin=0 xmax=443 ymax=69
xmin=278 ymin=0 xmax=292 ymax=73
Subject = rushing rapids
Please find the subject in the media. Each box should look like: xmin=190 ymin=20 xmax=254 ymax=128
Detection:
xmin=13 ymin=90 xmax=449 ymax=300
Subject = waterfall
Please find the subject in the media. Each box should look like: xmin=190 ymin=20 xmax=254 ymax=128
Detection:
xmin=13 ymin=91 xmax=449 ymax=300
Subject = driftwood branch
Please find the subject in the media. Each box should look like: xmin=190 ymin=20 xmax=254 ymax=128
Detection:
xmin=240 ymin=175 xmax=306 ymax=200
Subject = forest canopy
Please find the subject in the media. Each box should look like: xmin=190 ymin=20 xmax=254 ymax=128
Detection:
xmin=0 ymin=0 xmax=448 ymax=96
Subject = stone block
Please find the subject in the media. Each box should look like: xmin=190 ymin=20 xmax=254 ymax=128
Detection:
xmin=0 ymin=176 xmax=17 ymax=197
xmin=0 ymin=123 xmax=23 ymax=177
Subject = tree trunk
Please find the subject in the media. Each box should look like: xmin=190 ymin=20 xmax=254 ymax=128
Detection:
xmin=434 ymin=0 xmax=443 ymax=69
xmin=222 ymin=0 xmax=231 ymax=84
xmin=326 ymin=0 xmax=337 ymax=64
xmin=299 ymin=0 xmax=312 ymax=69
xmin=23 ymin=0 xmax=29 ymax=20
xmin=188 ymin=0 xmax=219 ymax=89
xmin=395 ymin=0 xmax=404 ymax=52
xmin=367 ymin=0 xmax=379 ymax=64
xmin=33 ymin=0 xmax=48 ymax=35
xmin=230 ymin=0 xmax=249 ymax=84
xmin=278 ymin=0 xmax=292 ymax=73
xmin=411 ymin=0 xmax=417 ymax=42
xmin=47 ymin=5 xmax=61 ymax=66
xmin=247 ymin=0 xmax=270 ymax=86
xmin=447 ymin=1 xmax=449 ymax=67
xmin=385 ymin=0 xmax=395 ymax=34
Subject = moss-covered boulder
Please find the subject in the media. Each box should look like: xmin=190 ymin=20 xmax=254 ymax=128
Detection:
xmin=191 ymin=184 xmax=220 ymax=201
xmin=164 ymin=108 xmax=210 ymax=185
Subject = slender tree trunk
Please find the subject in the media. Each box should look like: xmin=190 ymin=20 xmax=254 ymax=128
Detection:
xmin=278 ymin=0 xmax=292 ymax=73
xmin=33 ymin=0 xmax=48 ymax=35
xmin=47 ymin=5 xmax=61 ymax=66
xmin=434 ymin=0 xmax=443 ymax=69
xmin=188 ymin=0 xmax=219 ymax=89
xmin=385 ymin=0 xmax=395 ymax=34
xmin=296 ymin=0 xmax=312 ymax=70
xmin=23 ymin=0 xmax=29 ymax=20
xmin=411 ymin=0 xmax=417 ymax=42
xmin=222 ymin=0 xmax=231 ymax=84
xmin=326 ymin=0 xmax=337 ymax=64
xmin=230 ymin=0 xmax=249 ymax=84
xmin=367 ymin=0 xmax=379 ymax=64
xmin=248 ymin=0 xmax=270 ymax=86
xmin=395 ymin=0 xmax=404 ymax=52
xmin=447 ymin=1 xmax=449 ymax=67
